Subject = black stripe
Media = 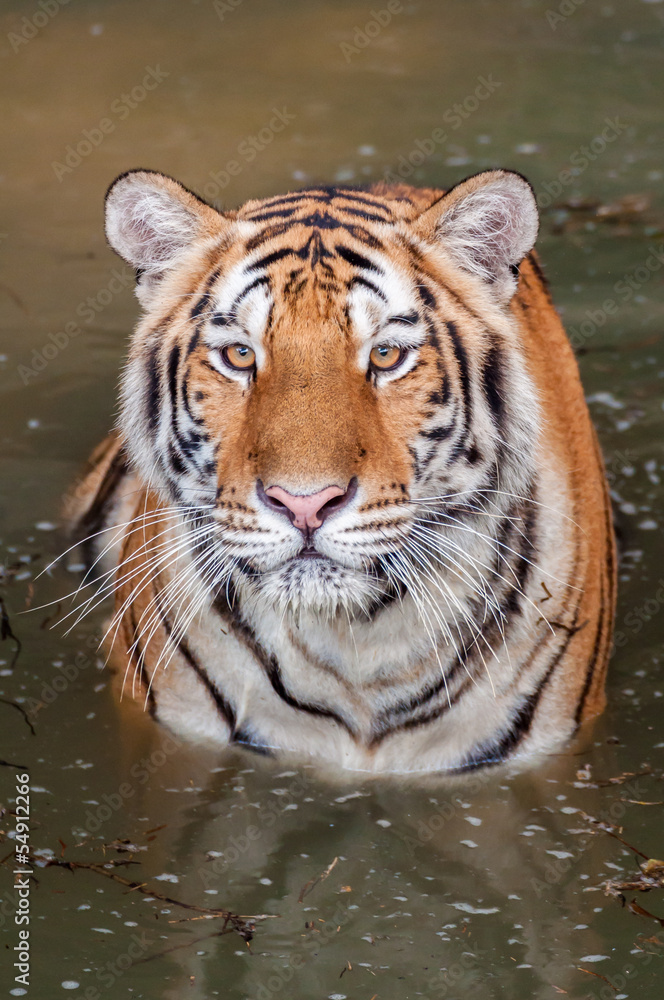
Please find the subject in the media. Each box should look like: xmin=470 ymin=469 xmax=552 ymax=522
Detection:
xmin=229 ymin=615 xmax=358 ymax=739
xmin=233 ymin=729 xmax=274 ymax=756
xmin=190 ymin=267 xmax=222 ymax=321
xmin=248 ymin=248 xmax=295 ymax=271
xmin=241 ymin=208 xmax=299 ymax=223
xmin=335 ymin=245 xmax=381 ymax=273
xmin=348 ymin=275 xmax=387 ymax=300
xmin=445 ymin=321 xmax=472 ymax=454
xmin=420 ymin=422 xmax=456 ymax=442
xmin=417 ymin=283 xmax=437 ymax=310
xmin=481 ymin=337 xmax=505 ymax=430
xmin=145 ymin=339 xmax=162 ymax=433
xmin=156 ymin=596 xmax=238 ymax=733
xmin=501 ymin=499 xmax=537 ymax=617
xmin=457 ymin=611 xmax=580 ymax=771
xmin=232 ymin=276 xmax=271 ymax=310
xmin=574 ymin=579 xmax=606 ymax=725
xmin=128 ymin=604 xmax=157 ymax=719
xmin=77 ymin=443 xmax=130 ymax=569
xmin=335 ymin=206 xmax=391 ymax=223
xmin=167 ymin=343 xmax=181 ymax=412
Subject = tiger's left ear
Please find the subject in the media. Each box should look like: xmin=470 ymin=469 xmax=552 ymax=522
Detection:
xmin=413 ymin=170 xmax=539 ymax=304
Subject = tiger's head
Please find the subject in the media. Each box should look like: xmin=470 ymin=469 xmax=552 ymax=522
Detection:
xmin=106 ymin=169 xmax=540 ymax=620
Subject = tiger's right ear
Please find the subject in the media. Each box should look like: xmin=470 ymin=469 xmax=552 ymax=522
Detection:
xmin=105 ymin=170 xmax=225 ymax=303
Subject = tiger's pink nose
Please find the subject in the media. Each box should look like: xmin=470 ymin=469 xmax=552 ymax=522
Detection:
xmin=258 ymin=479 xmax=357 ymax=533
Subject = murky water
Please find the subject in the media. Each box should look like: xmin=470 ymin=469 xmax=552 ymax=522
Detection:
xmin=1 ymin=0 xmax=664 ymax=996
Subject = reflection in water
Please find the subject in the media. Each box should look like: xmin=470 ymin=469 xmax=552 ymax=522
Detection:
xmin=1 ymin=0 xmax=664 ymax=997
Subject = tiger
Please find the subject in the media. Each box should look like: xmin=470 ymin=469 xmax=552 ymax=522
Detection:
xmin=65 ymin=167 xmax=616 ymax=774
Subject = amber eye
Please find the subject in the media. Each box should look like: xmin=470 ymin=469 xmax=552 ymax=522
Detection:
xmin=370 ymin=345 xmax=405 ymax=371
xmin=222 ymin=344 xmax=256 ymax=370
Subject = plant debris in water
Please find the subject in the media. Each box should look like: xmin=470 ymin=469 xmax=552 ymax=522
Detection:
xmin=575 ymin=811 xmax=664 ymax=927
xmin=1 ymin=846 xmax=275 ymax=943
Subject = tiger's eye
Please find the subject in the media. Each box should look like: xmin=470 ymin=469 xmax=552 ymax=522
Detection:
xmin=370 ymin=345 xmax=403 ymax=371
xmin=223 ymin=345 xmax=256 ymax=370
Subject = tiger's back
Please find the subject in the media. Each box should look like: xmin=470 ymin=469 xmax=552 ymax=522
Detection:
xmin=66 ymin=170 xmax=615 ymax=773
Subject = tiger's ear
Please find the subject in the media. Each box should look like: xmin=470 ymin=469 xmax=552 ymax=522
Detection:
xmin=105 ymin=170 xmax=224 ymax=303
xmin=414 ymin=170 xmax=539 ymax=304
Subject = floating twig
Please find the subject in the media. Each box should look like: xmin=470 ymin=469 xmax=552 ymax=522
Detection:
xmin=298 ymin=856 xmax=339 ymax=903
xmin=0 ymin=697 xmax=35 ymax=736
xmin=34 ymin=853 xmax=272 ymax=942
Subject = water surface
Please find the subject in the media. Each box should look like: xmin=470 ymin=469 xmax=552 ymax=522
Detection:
xmin=1 ymin=1 xmax=664 ymax=997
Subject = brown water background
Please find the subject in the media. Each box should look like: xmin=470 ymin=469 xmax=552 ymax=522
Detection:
xmin=1 ymin=1 xmax=664 ymax=997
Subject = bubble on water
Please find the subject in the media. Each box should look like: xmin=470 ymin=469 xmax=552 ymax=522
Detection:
xmin=580 ymin=955 xmax=609 ymax=962
xmin=587 ymin=391 xmax=624 ymax=410
xmin=61 ymin=983 xmax=80 ymax=990
xmin=450 ymin=902 xmax=499 ymax=914
xmin=10 ymin=990 xmax=28 ymax=996
xmin=35 ymin=521 xmax=56 ymax=531
xmin=515 ymin=143 xmax=541 ymax=155
xmin=375 ymin=818 xmax=391 ymax=827
xmin=358 ymin=145 xmax=375 ymax=156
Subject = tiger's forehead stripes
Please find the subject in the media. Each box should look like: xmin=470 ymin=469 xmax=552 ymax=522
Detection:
xmin=69 ymin=168 xmax=616 ymax=773
xmin=195 ymin=217 xmax=428 ymax=356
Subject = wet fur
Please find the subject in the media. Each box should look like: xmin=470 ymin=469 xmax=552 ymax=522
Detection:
xmin=65 ymin=171 xmax=616 ymax=774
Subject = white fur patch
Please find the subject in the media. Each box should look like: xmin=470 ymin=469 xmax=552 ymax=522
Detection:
xmin=436 ymin=175 xmax=538 ymax=302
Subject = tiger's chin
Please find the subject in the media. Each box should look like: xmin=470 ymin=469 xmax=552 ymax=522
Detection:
xmin=236 ymin=553 xmax=389 ymax=622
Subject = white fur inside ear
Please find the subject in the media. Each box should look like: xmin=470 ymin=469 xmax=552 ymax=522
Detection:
xmin=437 ymin=176 xmax=539 ymax=301
xmin=106 ymin=179 xmax=199 ymax=275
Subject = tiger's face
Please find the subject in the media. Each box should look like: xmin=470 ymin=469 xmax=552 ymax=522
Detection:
xmin=107 ymin=170 xmax=540 ymax=618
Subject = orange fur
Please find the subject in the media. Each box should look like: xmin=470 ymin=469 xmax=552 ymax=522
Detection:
xmin=66 ymin=170 xmax=616 ymax=772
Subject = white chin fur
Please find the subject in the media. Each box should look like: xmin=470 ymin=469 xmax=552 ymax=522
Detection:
xmin=238 ymin=557 xmax=387 ymax=621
